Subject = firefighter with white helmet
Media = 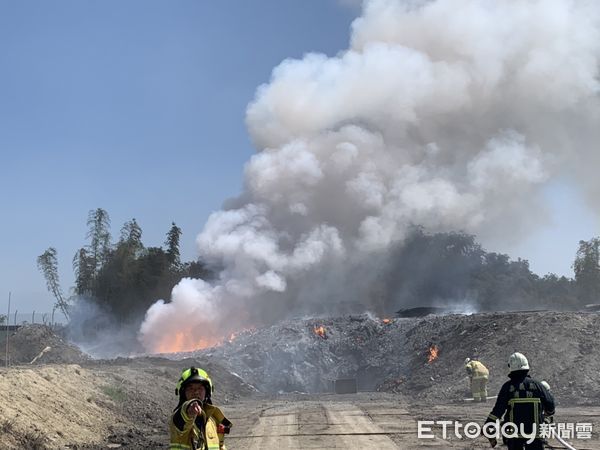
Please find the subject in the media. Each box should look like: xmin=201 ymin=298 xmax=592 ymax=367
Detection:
xmin=485 ymin=352 xmax=555 ymax=450
xmin=464 ymin=357 xmax=489 ymax=402
xmin=169 ymin=366 xmax=232 ymax=450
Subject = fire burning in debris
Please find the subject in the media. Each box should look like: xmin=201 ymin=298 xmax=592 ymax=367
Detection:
xmin=155 ymin=331 xmax=222 ymax=353
xmin=427 ymin=344 xmax=439 ymax=363
xmin=313 ymin=325 xmax=327 ymax=339
xmin=138 ymin=0 xmax=600 ymax=354
xmin=382 ymin=318 xmax=392 ymax=325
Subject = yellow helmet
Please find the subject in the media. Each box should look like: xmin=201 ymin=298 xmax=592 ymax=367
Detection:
xmin=175 ymin=366 xmax=214 ymax=397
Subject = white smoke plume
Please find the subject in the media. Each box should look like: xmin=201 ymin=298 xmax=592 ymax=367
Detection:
xmin=139 ymin=0 xmax=600 ymax=352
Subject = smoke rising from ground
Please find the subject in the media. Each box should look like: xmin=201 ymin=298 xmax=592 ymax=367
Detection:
xmin=139 ymin=0 xmax=600 ymax=352
xmin=68 ymin=297 xmax=144 ymax=358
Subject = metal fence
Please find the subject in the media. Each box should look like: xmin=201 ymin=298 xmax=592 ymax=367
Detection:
xmin=1 ymin=310 xmax=68 ymax=327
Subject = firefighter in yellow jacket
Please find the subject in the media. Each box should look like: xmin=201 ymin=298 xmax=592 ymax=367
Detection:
xmin=169 ymin=366 xmax=232 ymax=450
xmin=465 ymin=357 xmax=489 ymax=402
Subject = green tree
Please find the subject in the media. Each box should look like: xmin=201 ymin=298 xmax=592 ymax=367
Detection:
xmin=72 ymin=247 xmax=95 ymax=296
xmin=86 ymin=208 xmax=111 ymax=273
xmin=165 ymin=222 xmax=182 ymax=268
xmin=42 ymin=209 xmax=215 ymax=325
xmin=135 ymin=247 xmax=173 ymax=307
xmin=37 ymin=247 xmax=70 ymax=319
xmin=573 ymin=237 xmax=600 ymax=305
xmin=119 ymin=218 xmax=143 ymax=256
xmin=537 ymin=273 xmax=577 ymax=309
xmin=93 ymin=245 xmax=173 ymax=322
xmin=181 ymin=260 xmax=216 ymax=281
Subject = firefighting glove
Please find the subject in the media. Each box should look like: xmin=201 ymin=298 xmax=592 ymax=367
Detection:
xmin=217 ymin=424 xmax=231 ymax=434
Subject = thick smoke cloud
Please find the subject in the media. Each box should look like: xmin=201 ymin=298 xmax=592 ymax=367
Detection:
xmin=139 ymin=0 xmax=600 ymax=352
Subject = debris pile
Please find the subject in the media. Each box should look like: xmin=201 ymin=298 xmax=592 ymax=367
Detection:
xmin=392 ymin=311 xmax=600 ymax=405
xmin=183 ymin=315 xmax=414 ymax=393
xmin=180 ymin=311 xmax=600 ymax=406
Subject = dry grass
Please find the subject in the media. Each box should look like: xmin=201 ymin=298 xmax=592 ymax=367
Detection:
xmin=101 ymin=384 xmax=127 ymax=403
xmin=22 ymin=430 xmax=48 ymax=450
xmin=1 ymin=418 xmax=14 ymax=433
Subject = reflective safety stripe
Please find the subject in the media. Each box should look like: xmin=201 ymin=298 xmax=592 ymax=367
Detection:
xmin=508 ymin=398 xmax=540 ymax=419
xmin=169 ymin=445 xmax=192 ymax=449
xmin=508 ymin=397 xmax=541 ymax=434
xmin=205 ymin=417 xmax=221 ymax=450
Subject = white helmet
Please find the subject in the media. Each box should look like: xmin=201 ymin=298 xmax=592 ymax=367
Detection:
xmin=464 ymin=358 xmax=471 ymax=365
xmin=540 ymin=380 xmax=551 ymax=391
xmin=508 ymin=352 xmax=529 ymax=372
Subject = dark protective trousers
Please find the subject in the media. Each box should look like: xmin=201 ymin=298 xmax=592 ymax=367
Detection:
xmin=507 ymin=438 xmax=544 ymax=450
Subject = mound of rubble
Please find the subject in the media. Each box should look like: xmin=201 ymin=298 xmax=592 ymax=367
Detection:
xmin=187 ymin=314 xmax=411 ymax=394
xmin=183 ymin=311 xmax=599 ymax=406
xmin=0 ymin=324 xmax=90 ymax=365
xmin=398 ymin=311 xmax=600 ymax=406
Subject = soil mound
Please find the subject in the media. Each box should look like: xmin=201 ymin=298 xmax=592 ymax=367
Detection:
xmin=0 ymin=356 xmax=255 ymax=449
xmin=0 ymin=324 xmax=90 ymax=365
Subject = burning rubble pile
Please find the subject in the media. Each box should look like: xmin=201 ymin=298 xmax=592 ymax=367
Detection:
xmin=138 ymin=0 xmax=600 ymax=360
xmin=184 ymin=314 xmax=414 ymax=393
xmin=389 ymin=310 xmax=600 ymax=406
xmin=178 ymin=311 xmax=600 ymax=406
xmin=396 ymin=311 xmax=600 ymax=406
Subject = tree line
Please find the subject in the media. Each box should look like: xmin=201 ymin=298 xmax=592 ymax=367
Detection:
xmin=37 ymin=208 xmax=214 ymax=323
xmin=37 ymin=210 xmax=600 ymax=324
xmin=380 ymin=228 xmax=600 ymax=311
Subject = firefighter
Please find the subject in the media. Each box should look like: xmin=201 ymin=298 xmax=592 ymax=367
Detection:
xmin=169 ymin=366 xmax=232 ymax=450
xmin=485 ymin=352 xmax=555 ymax=450
xmin=464 ymin=357 xmax=489 ymax=401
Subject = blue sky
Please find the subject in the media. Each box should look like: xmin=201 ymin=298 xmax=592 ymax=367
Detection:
xmin=0 ymin=0 xmax=357 ymax=314
xmin=0 ymin=0 xmax=597 ymax=316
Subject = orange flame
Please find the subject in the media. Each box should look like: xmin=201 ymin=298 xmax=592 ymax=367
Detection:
xmin=155 ymin=331 xmax=222 ymax=353
xmin=427 ymin=344 xmax=439 ymax=363
xmin=382 ymin=318 xmax=392 ymax=324
xmin=228 ymin=332 xmax=237 ymax=342
xmin=313 ymin=325 xmax=327 ymax=339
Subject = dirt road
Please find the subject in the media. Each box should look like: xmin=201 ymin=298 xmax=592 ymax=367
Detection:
xmin=223 ymin=393 xmax=600 ymax=450
xmin=1 ymin=361 xmax=598 ymax=449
